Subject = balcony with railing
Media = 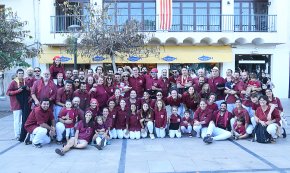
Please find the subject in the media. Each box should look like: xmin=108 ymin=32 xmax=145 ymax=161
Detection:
xmin=50 ymin=14 xmax=277 ymax=33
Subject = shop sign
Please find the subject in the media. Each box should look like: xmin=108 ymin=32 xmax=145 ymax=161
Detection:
xmin=162 ymin=56 xmax=176 ymax=62
xmin=198 ymin=55 xmax=213 ymax=61
xmin=128 ymin=56 xmax=141 ymax=62
xmin=60 ymin=56 xmax=72 ymax=62
xmin=92 ymin=56 xmax=105 ymax=61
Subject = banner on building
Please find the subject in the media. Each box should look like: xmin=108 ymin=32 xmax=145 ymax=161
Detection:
xmin=158 ymin=0 xmax=172 ymax=30
xmin=39 ymin=46 xmax=232 ymax=64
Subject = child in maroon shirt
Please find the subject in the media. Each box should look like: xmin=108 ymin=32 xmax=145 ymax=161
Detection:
xmin=233 ymin=117 xmax=247 ymax=140
xmin=169 ymin=106 xmax=181 ymax=138
xmin=93 ymin=116 xmax=108 ymax=150
xmin=58 ymin=100 xmax=75 ymax=142
xmin=245 ymin=73 xmax=261 ymax=98
xmin=180 ymin=111 xmax=193 ymax=137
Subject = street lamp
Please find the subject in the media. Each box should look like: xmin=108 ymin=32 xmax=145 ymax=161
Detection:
xmin=68 ymin=24 xmax=81 ymax=70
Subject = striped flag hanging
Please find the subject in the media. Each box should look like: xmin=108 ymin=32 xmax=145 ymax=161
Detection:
xmin=159 ymin=0 xmax=172 ymax=31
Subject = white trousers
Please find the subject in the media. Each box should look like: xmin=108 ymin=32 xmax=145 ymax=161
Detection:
xmin=180 ymin=125 xmax=192 ymax=134
xmin=116 ymin=129 xmax=130 ymax=139
xmin=96 ymin=135 xmax=107 ymax=146
xmin=32 ymin=127 xmax=51 ymax=145
xmin=206 ymin=122 xmax=231 ymax=141
xmin=129 ymin=131 xmax=141 ymax=139
xmin=169 ymin=130 xmax=181 ymax=138
xmin=267 ymin=123 xmax=279 ymax=138
xmin=230 ymin=118 xmax=254 ymax=134
xmin=155 ymin=127 xmax=166 ymax=138
xmin=110 ymin=128 xmax=117 ymax=139
xmin=55 ymin=122 xmax=65 ymax=141
xmin=193 ymin=125 xmax=208 ymax=138
xmin=141 ymin=121 xmax=154 ymax=138
xmin=13 ymin=110 xmax=22 ymax=138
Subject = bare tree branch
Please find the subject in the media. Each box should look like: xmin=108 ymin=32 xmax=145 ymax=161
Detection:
xmin=61 ymin=1 xmax=159 ymax=72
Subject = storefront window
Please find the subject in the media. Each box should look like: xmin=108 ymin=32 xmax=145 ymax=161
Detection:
xmin=169 ymin=63 xmax=220 ymax=77
xmin=235 ymin=54 xmax=271 ymax=76
xmin=103 ymin=63 xmax=157 ymax=73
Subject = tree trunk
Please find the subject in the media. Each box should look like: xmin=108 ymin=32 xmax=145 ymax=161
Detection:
xmin=111 ymin=54 xmax=117 ymax=73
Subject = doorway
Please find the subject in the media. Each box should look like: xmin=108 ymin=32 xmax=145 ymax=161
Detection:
xmin=235 ymin=54 xmax=271 ymax=76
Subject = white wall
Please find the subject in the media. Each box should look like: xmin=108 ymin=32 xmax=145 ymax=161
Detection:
xmin=1 ymin=0 xmax=40 ymax=68
xmin=271 ymin=45 xmax=289 ymax=98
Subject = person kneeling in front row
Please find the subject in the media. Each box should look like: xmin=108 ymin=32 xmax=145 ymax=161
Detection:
xmin=24 ymin=98 xmax=56 ymax=148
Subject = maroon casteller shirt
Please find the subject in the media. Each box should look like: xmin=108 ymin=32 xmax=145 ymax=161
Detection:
xmin=24 ymin=106 xmax=54 ymax=133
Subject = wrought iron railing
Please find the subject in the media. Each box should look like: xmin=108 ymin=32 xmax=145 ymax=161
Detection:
xmin=50 ymin=14 xmax=277 ymax=33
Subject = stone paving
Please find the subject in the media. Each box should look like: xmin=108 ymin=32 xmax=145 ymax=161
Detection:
xmin=0 ymin=98 xmax=289 ymax=173
xmin=0 ymin=96 xmax=11 ymax=119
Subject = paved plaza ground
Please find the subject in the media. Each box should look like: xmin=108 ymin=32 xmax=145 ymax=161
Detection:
xmin=0 ymin=97 xmax=289 ymax=173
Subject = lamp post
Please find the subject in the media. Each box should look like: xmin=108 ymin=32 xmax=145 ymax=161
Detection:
xmin=68 ymin=25 xmax=81 ymax=70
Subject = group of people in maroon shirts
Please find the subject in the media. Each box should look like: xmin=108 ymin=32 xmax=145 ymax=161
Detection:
xmin=6 ymin=56 xmax=287 ymax=156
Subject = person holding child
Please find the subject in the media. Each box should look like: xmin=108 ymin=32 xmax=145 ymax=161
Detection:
xmin=58 ymin=100 xmax=76 ymax=143
xmin=231 ymin=98 xmax=254 ymax=138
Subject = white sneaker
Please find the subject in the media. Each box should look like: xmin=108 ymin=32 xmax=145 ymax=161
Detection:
xmin=150 ymin=134 xmax=155 ymax=139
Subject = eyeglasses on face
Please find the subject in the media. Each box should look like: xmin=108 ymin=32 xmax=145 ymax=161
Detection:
xmin=156 ymin=94 xmax=162 ymax=96
xmin=34 ymin=70 xmax=40 ymax=72
xmin=74 ymin=81 xmax=80 ymax=83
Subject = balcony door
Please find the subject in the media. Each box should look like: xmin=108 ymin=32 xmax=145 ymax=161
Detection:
xmin=54 ymin=0 xmax=89 ymax=33
xmin=234 ymin=0 xmax=269 ymax=32
xmin=104 ymin=0 xmax=156 ymax=31
xmin=172 ymin=0 xmax=221 ymax=32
